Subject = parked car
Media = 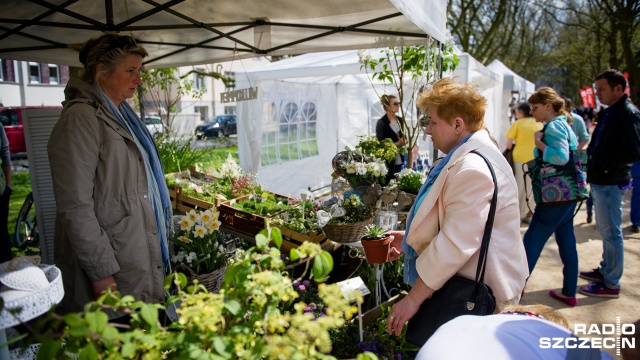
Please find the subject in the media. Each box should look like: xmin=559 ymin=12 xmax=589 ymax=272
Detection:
xmin=195 ymin=115 xmax=237 ymax=139
xmin=143 ymin=115 xmax=163 ymax=137
xmin=0 ymin=106 xmax=63 ymax=155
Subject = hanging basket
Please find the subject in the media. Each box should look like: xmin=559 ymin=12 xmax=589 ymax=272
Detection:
xmin=322 ymin=216 xmax=374 ymax=244
xmin=174 ymin=264 xmax=227 ymax=293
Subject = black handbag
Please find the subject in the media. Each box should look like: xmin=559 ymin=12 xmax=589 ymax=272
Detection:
xmin=405 ymin=150 xmax=497 ymax=347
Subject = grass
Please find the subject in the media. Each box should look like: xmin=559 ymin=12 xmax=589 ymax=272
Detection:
xmin=196 ymin=146 xmax=239 ymax=171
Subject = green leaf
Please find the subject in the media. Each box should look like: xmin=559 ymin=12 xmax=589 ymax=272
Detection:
xmin=85 ymin=311 xmax=108 ymax=333
xmin=312 ymin=251 xmax=333 ymax=282
xmin=224 ymin=300 xmax=242 ymax=315
xmin=36 ymin=340 xmax=62 ymax=359
xmin=289 ymin=248 xmax=301 ymax=261
xmin=163 ymin=273 xmax=175 ymax=291
xmin=140 ymin=304 xmax=159 ymax=326
xmin=213 ymin=337 xmax=232 ymax=357
xmin=357 ymin=351 xmax=380 ymax=360
xmin=122 ymin=342 xmax=137 ymax=358
xmin=101 ymin=325 xmax=119 ymax=341
xmin=68 ymin=324 xmax=89 ymax=337
xmin=223 ymin=263 xmax=242 ymax=285
xmin=78 ymin=342 xmax=99 ymax=360
xmin=64 ymin=313 xmax=84 ymax=327
xmin=271 ymin=227 xmax=282 ymax=249
xmin=120 ymin=295 xmax=136 ymax=304
xmin=255 ymin=233 xmax=268 ymax=248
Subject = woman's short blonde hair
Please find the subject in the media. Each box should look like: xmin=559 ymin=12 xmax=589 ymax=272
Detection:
xmin=501 ymin=304 xmax=570 ymax=329
xmin=417 ymin=77 xmax=486 ymax=132
xmin=70 ymin=33 xmax=148 ymax=83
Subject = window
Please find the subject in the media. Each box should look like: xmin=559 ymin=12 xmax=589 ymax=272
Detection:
xmin=194 ymin=68 xmax=206 ymax=90
xmin=260 ymin=100 xmax=319 ymax=166
xmin=0 ymin=60 xmax=15 ymax=82
xmin=28 ymin=62 xmax=41 ymax=83
xmin=0 ymin=109 xmax=18 ymax=126
xmin=194 ymin=106 xmax=208 ymax=121
xmin=224 ymin=106 xmax=236 ymax=115
xmin=49 ymin=64 xmax=60 ymax=84
xmin=369 ymin=101 xmax=384 ymax=135
xmin=224 ymin=71 xmax=235 ymax=92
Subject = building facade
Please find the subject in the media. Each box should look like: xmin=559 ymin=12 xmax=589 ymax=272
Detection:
xmin=0 ymin=60 xmax=69 ymax=107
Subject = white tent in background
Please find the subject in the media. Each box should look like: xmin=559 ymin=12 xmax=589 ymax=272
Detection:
xmin=236 ymin=49 xmax=504 ymax=196
xmin=487 ymin=59 xmax=536 ymax=148
xmin=454 ymin=52 xmax=505 ymax=148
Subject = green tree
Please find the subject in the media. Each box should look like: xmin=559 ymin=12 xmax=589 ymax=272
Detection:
xmin=140 ymin=67 xmax=234 ymax=137
xmin=358 ymin=45 xmax=459 ymax=166
xmin=541 ymin=0 xmax=640 ymax=103
xmin=141 ymin=67 xmax=205 ymax=136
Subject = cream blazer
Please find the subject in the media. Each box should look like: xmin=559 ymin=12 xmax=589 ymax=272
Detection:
xmin=406 ymin=130 xmax=529 ymax=303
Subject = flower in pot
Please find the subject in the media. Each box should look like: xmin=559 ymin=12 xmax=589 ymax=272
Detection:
xmin=361 ymin=225 xmax=391 ymax=264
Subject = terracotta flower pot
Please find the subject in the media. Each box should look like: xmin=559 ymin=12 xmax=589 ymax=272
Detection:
xmin=361 ymin=235 xmax=391 ymax=264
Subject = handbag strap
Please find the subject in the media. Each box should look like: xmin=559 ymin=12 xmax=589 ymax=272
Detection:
xmin=469 ymin=150 xmax=498 ymax=285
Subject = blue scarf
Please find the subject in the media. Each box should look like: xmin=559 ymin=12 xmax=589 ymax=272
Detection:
xmin=96 ymin=86 xmax=172 ymax=275
xmin=402 ymin=132 xmax=474 ymax=285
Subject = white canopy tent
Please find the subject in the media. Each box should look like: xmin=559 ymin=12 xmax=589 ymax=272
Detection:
xmin=236 ymin=49 xmax=504 ymax=196
xmin=0 ymin=0 xmax=448 ymax=68
xmin=487 ymin=59 xmax=536 ymax=148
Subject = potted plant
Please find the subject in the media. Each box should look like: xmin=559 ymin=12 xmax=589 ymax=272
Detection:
xmin=319 ymin=195 xmax=375 ymax=243
xmin=360 ymin=225 xmax=391 ymax=264
xmin=171 ymin=207 xmax=228 ymax=292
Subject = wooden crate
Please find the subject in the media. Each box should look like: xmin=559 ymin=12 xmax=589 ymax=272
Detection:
xmin=360 ymin=292 xmax=407 ymax=326
xmin=218 ymin=193 xmax=290 ymax=239
xmin=274 ymin=225 xmax=330 ymax=252
xmin=165 ymin=170 xmax=225 ymax=213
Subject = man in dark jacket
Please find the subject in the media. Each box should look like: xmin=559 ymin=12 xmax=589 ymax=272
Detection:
xmin=579 ymin=69 xmax=640 ymax=299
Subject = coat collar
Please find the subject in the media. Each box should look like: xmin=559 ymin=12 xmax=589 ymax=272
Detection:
xmin=407 ymin=129 xmax=495 ymax=239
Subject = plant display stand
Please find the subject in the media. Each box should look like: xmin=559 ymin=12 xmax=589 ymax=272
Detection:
xmin=0 ymin=264 xmax=64 ymax=360
xmin=342 ymin=241 xmax=391 ymax=306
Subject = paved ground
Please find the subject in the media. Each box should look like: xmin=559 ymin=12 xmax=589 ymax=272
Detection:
xmin=521 ymin=191 xmax=639 ymax=359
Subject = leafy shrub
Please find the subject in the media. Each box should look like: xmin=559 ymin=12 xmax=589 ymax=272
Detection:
xmin=156 ymin=134 xmax=207 ymax=173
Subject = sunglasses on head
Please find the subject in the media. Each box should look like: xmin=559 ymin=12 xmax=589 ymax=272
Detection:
xmin=100 ymin=36 xmax=138 ymax=59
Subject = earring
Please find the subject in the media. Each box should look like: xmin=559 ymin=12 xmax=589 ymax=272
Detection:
xmin=455 ymin=131 xmax=459 ymax=136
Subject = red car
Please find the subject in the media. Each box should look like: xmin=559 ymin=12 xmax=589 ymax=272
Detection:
xmin=0 ymin=106 xmax=62 ymax=155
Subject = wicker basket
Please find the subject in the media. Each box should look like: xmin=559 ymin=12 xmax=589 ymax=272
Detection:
xmin=322 ymin=217 xmax=374 ymax=243
xmin=175 ymin=264 xmax=227 ymax=293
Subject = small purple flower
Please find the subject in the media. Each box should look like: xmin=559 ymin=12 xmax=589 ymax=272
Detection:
xmin=302 ymin=280 xmax=310 ymax=287
xmin=298 ymin=285 xmax=306 ymax=291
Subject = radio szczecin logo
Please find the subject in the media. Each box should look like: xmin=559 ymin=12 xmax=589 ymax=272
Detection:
xmin=540 ymin=317 xmax=635 ymax=356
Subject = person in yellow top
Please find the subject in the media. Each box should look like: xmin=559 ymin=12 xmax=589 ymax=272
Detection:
xmin=505 ymin=102 xmax=543 ymax=223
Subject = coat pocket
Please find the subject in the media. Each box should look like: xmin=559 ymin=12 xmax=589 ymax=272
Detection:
xmin=105 ymin=215 xmax=148 ymax=273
